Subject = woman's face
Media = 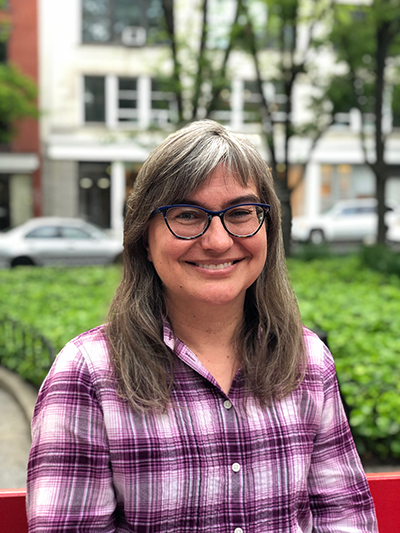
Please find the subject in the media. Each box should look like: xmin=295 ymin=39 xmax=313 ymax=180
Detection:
xmin=146 ymin=165 xmax=267 ymax=312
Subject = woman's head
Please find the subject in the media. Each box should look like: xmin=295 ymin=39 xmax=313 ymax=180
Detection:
xmin=108 ymin=120 xmax=305 ymax=410
xmin=123 ymin=120 xmax=284 ymax=301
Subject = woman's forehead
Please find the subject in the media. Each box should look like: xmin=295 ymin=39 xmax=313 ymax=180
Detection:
xmin=199 ymin=162 xmax=257 ymax=188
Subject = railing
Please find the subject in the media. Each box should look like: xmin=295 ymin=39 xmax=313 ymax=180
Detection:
xmin=1 ymin=473 xmax=399 ymax=533
xmin=0 ymin=315 xmax=55 ymax=387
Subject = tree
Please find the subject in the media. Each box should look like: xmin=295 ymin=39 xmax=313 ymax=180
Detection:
xmin=234 ymin=0 xmax=334 ymax=255
xmin=0 ymin=64 xmax=39 ymax=143
xmin=327 ymin=0 xmax=400 ymax=244
xmin=161 ymin=0 xmax=243 ymax=124
xmin=0 ymin=0 xmax=39 ymax=144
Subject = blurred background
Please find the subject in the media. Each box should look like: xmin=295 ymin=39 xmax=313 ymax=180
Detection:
xmin=1 ymin=0 xmax=400 ymax=487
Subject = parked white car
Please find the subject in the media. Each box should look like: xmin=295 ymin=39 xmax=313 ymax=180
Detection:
xmin=291 ymin=199 xmax=398 ymax=245
xmin=0 ymin=217 xmax=123 ymax=268
xmin=386 ymin=213 xmax=400 ymax=244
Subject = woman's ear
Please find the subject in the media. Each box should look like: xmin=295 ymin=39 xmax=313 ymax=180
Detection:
xmin=142 ymin=233 xmax=153 ymax=262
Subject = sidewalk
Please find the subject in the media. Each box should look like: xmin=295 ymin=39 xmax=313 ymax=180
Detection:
xmin=0 ymin=367 xmax=37 ymax=489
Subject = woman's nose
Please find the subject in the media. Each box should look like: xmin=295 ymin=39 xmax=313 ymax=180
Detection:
xmin=200 ymin=216 xmax=233 ymax=251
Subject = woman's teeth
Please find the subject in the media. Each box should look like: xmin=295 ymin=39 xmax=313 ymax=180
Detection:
xmin=196 ymin=262 xmax=233 ymax=270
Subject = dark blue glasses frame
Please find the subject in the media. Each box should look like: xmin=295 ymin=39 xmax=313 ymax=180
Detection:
xmin=152 ymin=203 xmax=271 ymax=240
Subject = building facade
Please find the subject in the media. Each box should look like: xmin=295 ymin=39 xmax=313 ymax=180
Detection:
xmin=32 ymin=0 xmax=400 ymax=235
xmin=0 ymin=0 xmax=40 ymax=230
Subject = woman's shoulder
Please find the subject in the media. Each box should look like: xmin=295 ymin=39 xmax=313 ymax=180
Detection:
xmin=302 ymin=326 xmax=335 ymax=374
xmin=46 ymin=325 xmax=112 ymax=385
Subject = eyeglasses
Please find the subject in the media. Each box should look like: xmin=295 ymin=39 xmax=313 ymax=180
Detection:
xmin=152 ymin=203 xmax=271 ymax=240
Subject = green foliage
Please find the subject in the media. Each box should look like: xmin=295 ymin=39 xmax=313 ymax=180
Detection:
xmin=0 ymin=265 xmax=122 ymax=355
xmin=0 ymin=64 xmax=39 ymax=142
xmin=328 ymin=0 xmax=400 ymax=110
xmin=288 ymin=254 xmax=400 ymax=460
xmin=360 ymin=244 xmax=400 ymax=276
xmin=0 ymin=316 xmax=55 ymax=387
xmin=1 ymin=258 xmax=400 ymax=460
xmin=292 ymin=243 xmax=332 ymax=261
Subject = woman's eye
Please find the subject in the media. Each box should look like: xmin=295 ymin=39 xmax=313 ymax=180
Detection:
xmin=174 ymin=210 xmax=202 ymax=223
xmin=228 ymin=209 xmax=252 ymax=219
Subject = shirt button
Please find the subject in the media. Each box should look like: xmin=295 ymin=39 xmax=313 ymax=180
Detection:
xmin=232 ymin=462 xmax=241 ymax=472
xmin=224 ymin=400 xmax=232 ymax=410
xmin=234 ymin=528 xmax=243 ymax=533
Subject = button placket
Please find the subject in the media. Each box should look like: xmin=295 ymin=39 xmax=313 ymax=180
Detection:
xmin=221 ymin=396 xmax=244 ymax=532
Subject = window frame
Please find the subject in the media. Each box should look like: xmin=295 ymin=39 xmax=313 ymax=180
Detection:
xmin=81 ymin=0 xmax=165 ymax=46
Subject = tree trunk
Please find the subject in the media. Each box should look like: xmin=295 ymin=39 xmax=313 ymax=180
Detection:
xmin=375 ymin=166 xmax=387 ymax=244
xmin=162 ymin=0 xmax=184 ymax=123
xmin=373 ymin=21 xmax=390 ymax=244
xmin=273 ymin=174 xmax=292 ymax=257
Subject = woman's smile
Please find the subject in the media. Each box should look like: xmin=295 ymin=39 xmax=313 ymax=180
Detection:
xmin=186 ymin=259 xmax=242 ymax=270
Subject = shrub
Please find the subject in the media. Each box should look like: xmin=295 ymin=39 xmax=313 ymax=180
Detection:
xmin=1 ymin=258 xmax=400 ymax=461
xmin=288 ymin=255 xmax=400 ymax=460
xmin=0 ymin=265 xmax=122 ymax=356
xmin=360 ymin=244 xmax=400 ymax=276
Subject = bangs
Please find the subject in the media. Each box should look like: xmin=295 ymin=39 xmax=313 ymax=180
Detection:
xmin=141 ymin=135 xmax=266 ymax=210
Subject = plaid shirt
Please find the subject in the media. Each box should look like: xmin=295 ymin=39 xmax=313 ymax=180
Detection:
xmin=27 ymin=323 xmax=377 ymax=532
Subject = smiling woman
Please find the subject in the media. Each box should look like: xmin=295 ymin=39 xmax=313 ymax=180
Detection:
xmin=26 ymin=120 xmax=377 ymax=532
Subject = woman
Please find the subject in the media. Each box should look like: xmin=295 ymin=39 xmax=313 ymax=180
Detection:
xmin=27 ymin=120 xmax=377 ymax=532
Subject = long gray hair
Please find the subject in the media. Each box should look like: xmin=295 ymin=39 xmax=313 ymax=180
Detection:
xmin=107 ymin=120 xmax=305 ymax=410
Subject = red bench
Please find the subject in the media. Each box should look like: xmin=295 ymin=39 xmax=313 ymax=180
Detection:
xmin=1 ymin=473 xmax=399 ymax=532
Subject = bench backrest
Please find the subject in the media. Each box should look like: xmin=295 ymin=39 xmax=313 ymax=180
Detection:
xmin=1 ymin=473 xmax=399 ymax=533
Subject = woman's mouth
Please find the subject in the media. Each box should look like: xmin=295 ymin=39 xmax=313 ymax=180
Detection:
xmin=187 ymin=259 xmax=241 ymax=270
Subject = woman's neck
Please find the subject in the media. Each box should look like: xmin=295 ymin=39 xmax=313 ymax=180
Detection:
xmin=166 ymin=298 xmax=244 ymax=394
xmin=167 ymin=298 xmax=243 ymax=346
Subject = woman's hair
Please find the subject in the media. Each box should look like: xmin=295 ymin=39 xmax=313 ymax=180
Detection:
xmin=107 ymin=120 xmax=305 ymax=410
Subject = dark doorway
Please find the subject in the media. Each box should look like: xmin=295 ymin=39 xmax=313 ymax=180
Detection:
xmin=78 ymin=162 xmax=111 ymax=228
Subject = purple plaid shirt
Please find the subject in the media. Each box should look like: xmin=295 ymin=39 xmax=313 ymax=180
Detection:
xmin=27 ymin=323 xmax=377 ymax=532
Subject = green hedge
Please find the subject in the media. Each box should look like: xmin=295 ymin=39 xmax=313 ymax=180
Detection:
xmin=288 ymin=255 xmax=400 ymax=461
xmin=0 ymin=265 xmax=122 ymax=362
xmin=0 ymin=257 xmax=399 ymax=461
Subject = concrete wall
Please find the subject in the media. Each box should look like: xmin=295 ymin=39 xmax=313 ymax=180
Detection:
xmin=42 ymin=159 xmax=78 ymax=217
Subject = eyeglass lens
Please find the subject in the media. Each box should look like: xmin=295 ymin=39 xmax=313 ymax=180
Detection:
xmin=165 ymin=205 xmax=265 ymax=238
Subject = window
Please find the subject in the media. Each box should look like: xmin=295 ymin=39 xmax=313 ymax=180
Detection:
xmin=61 ymin=227 xmax=92 ymax=239
xmin=207 ymin=79 xmax=287 ymax=128
xmin=207 ymin=0 xmax=269 ymax=50
xmin=82 ymin=0 xmax=165 ymax=45
xmin=84 ymin=76 xmax=106 ymax=122
xmin=118 ymin=77 xmax=138 ymax=122
xmin=150 ymin=79 xmax=177 ymax=126
xmin=209 ymin=85 xmax=232 ymax=125
xmin=83 ymin=75 xmax=177 ymax=128
xmin=26 ymin=226 xmax=59 ymax=239
xmin=243 ymin=81 xmax=262 ymax=124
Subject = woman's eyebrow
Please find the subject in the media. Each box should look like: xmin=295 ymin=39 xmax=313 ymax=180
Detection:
xmin=174 ymin=194 xmax=261 ymax=208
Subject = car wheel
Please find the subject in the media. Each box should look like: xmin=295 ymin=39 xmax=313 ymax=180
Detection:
xmin=309 ymin=229 xmax=325 ymax=245
xmin=11 ymin=256 xmax=35 ymax=267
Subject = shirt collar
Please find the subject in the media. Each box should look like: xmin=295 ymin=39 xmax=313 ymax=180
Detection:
xmin=162 ymin=318 xmax=243 ymax=398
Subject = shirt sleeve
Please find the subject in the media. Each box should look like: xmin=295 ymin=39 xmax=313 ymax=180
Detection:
xmin=307 ymin=341 xmax=378 ymax=532
xmin=26 ymin=341 xmax=117 ymax=532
